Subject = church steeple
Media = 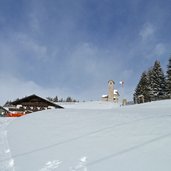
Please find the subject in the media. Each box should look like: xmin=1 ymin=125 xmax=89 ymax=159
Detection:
xmin=108 ymin=80 xmax=115 ymax=101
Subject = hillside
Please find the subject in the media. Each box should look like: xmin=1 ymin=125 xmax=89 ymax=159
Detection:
xmin=0 ymin=100 xmax=171 ymax=171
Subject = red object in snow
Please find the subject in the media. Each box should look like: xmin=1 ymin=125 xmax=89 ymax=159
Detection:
xmin=6 ymin=112 xmax=25 ymax=117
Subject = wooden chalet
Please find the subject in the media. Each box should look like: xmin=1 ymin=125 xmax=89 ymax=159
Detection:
xmin=10 ymin=94 xmax=63 ymax=114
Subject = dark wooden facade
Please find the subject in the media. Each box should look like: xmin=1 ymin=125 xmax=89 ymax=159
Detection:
xmin=10 ymin=94 xmax=63 ymax=114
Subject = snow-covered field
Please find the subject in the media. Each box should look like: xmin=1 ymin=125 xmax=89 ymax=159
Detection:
xmin=0 ymin=100 xmax=171 ymax=171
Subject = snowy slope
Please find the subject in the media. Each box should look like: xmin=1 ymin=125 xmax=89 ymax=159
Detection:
xmin=0 ymin=100 xmax=171 ymax=171
xmin=61 ymin=101 xmax=120 ymax=109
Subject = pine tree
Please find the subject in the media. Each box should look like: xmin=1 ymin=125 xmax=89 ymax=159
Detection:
xmin=140 ymin=72 xmax=151 ymax=102
xmin=134 ymin=71 xmax=151 ymax=103
xmin=53 ymin=96 xmax=58 ymax=102
xmin=134 ymin=82 xmax=141 ymax=104
xmin=166 ymin=57 xmax=171 ymax=98
xmin=66 ymin=97 xmax=72 ymax=102
xmin=3 ymin=101 xmax=12 ymax=107
xmin=46 ymin=97 xmax=53 ymax=101
xmin=150 ymin=60 xmax=166 ymax=100
xmin=147 ymin=68 xmax=154 ymax=101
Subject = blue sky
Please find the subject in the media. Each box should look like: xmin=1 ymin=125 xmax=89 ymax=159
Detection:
xmin=0 ymin=0 xmax=171 ymax=103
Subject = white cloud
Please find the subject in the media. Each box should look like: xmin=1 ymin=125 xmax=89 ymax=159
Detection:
xmin=139 ymin=23 xmax=155 ymax=41
xmin=68 ymin=42 xmax=124 ymax=77
xmin=69 ymin=43 xmax=99 ymax=74
xmin=62 ymin=42 xmax=136 ymax=100
xmin=15 ymin=33 xmax=48 ymax=60
xmin=138 ymin=23 xmax=167 ymax=60
xmin=0 ymin=74 xmax=69 ymax=105
xmin=0 ymin=32 xmax=49 ymax=72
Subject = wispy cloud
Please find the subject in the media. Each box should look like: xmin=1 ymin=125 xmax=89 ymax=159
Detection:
xmin=0 ymin=73 xmax=70 ymax=104
xmin=0 ymin=0 xmax=171 ymax=103
xmin=139 ymin=23 xmax=155 ymax=41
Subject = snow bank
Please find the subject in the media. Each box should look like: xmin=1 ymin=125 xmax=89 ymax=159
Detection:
xmin=0 ymin=100 xmax=171 ymax=171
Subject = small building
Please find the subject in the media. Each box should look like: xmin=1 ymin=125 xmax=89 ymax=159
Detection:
xmin=0 ymin=106 xmax=9 ymax=117
xmin=101 ymin=80 xmax=119 ymax=103
xmin=10 ymin=94 xmax=63 ymax=114
xmin=137 ymin=95 xmax=145 ymax=104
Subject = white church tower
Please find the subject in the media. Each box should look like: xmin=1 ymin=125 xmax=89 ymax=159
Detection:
xmin=101 ymin=80 xmax=119 ymax=102
xmin=108 ymin=80 xmax=115 ymax=101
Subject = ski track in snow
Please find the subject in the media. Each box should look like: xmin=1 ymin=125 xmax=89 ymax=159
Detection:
xmin=1 ymin=100 xmax=171 ymax=171
xmin=0 ymin=118 xmax=15 ymax=171
xmin=69 ymin=157 xmax=88 ymax=171
xmin=87 ymin=132 xmax=171 ymax=167
xmin=4 ymin=113 xmax=166 ymax=160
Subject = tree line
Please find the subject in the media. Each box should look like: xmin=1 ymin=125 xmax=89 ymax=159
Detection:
xmin=46 ymin=96 xmax=78 ymax=103
xmin=134 ymin=57 xmax=171 ymax=103
xmin=3 ymin=96 xmax=78 ymax=107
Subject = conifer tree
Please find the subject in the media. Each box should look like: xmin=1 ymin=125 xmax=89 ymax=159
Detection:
xmin=53 ymin=96 xmax=58 ymax=102
xmin=150 ymin=60 xmax=166 ymax=100
xmin=134 ymin=81 xmax=142 ymax=103
xmin=147 ymin=68 xmax=154 ymax=100
xmin=134 ymin=71 xmax=151 ymax=103
xmin=166 ymin=57 xmax=171 ymax=98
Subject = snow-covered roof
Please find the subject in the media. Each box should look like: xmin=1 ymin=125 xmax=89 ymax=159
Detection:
xmin=114 ymin=89 xmax=119 ymax=95
xmin=102 ymin=90 xmax=119 ymax=98
xmin=101 ymin=95 xmax=108 ymax=98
